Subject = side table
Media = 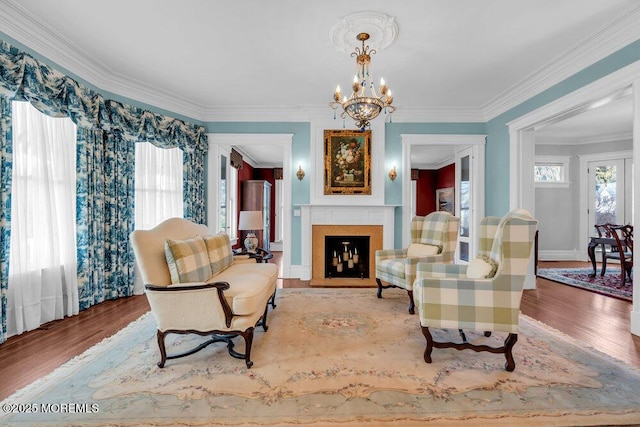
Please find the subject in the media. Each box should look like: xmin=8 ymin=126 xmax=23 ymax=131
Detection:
xmin=234 ymin=247 xmax=273 ymax=263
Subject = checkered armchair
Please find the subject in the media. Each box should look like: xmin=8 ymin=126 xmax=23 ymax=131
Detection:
xmin=413 ymin=209 xmax=538 ymax=371
xmin=375 ymin=211 xmax=460 ymax=314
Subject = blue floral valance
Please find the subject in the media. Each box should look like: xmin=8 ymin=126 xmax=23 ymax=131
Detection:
xmin=0 ymin=39 xmax=207 ymax=152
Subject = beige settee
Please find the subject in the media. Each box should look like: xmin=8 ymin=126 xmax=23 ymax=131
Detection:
xmin=130 ymin=217 xmax=278 ymax=368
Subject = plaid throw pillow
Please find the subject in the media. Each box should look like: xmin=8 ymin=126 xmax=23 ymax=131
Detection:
xmin=165 ymin=236 xmax=213 ymax=284
xmin=203 ymin=234 xmax=234 ymax=276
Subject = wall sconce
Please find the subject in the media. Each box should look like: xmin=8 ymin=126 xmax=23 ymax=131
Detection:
xmin=296 ymin=165 xmax=305 ymax=181
xmin=388 ymin=166 xmax=397 ymax=181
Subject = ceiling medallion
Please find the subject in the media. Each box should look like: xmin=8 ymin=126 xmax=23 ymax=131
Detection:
xmin=330 ymin=11 xmax=399 ymax=53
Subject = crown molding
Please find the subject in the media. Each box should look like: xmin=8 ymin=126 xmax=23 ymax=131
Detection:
xmin=201 ymin=105 xmax=485 ymax=123
xmin=535 ymin=130 xmax=632 ymax=146
xmin=391 ymin=107 xmax=485 ymax=123
xmin=0 ymin=0 xmax=206 ymax=121
xmin=482 ymin=3 xmax=640 ymax=121
xmin=401 ymin=134 xmax=486 ymax=146
xmin=412 ymin=156 xmax=455 ymax=170
xmin=202 ymin=106 xmax=317 ymax=123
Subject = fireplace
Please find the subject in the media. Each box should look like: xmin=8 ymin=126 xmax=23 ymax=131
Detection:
xmin=299 ymin=205 xmax=395 ymax=284
xmin=324 ymin=236 xmax=370 ymax=279
xmin=311 ymin=224 xmax=382 ymax=286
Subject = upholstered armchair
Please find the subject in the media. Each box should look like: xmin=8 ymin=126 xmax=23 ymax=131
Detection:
xmin=130 ymin=218 xmax=278 ymax=369
xmin=375 ymin=211 xmax=460 ymax=314
xmin=413 ymin=209 xmax=538 ymax=371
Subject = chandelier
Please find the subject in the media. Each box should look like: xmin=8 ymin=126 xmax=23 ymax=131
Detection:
xmin=330 ymin=32 xmax=396 ymax=130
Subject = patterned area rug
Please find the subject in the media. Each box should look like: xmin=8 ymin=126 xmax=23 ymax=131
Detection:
xmin=537 ymin=267 xmax=633 ymax=301
xmin=2 ymin=288 xmax=640 ymax=426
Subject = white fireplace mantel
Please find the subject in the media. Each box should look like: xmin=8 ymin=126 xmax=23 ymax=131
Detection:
xmin=298 ymin=204 xmax=398 ymax=280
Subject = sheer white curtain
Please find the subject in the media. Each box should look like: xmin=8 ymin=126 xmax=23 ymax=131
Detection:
xmin=6 ymin=101 xmax=79 ymax=337
xmin=134 ymin=142 xmax=183 ymax=230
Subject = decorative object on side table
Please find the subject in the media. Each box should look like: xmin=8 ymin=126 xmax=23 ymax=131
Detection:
xmin=238 ymin=210 xmax=263 ymax=253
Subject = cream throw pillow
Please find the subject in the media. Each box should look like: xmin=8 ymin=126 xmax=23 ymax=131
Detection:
xmin=407 ymin=243 xmax=440 ymax=258
xmin=466 ymin=255 xmax=498 ymax=279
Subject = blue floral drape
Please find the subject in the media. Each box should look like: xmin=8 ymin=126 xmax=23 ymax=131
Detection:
xmin=0 ymin=39 xmax=207 ymax=342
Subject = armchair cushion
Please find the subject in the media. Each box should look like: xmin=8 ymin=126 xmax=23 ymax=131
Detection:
xmin=165 ymin=236 xmax=213 ymax=284
xmin=407 ymin=243 xmax=440 ymax=258
xmin=466 ymin=255 xmax=498 ymax=279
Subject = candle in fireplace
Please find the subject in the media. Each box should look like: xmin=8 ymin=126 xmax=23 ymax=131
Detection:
xmin=353 ymin=247 xmax=359 ymax=264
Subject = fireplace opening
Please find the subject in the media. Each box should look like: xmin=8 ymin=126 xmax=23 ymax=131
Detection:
xmin=324 ymin=236 xmax=370 ymax=279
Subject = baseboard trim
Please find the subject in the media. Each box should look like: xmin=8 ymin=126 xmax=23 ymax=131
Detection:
xmin=539 ymin=250 xmax=585 ymax=261
xmin=270 ymin=241 xmax=283 ymax=251
xmin=289 ymin=265 xmax=309 ymax=280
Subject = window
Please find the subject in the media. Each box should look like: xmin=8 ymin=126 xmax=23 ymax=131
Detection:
xmin=7 ymin=101 xmax=78 ymax=336
xmin=134 ymin=142 xmax=184 ymax=230
xmin=218 ymin=152 xmax=239 ymax=241
xmin=534 ymin=156 xmax=571 ymax=188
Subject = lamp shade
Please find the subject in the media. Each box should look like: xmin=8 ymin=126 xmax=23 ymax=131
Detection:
xmin=238 ymin=210 xmax=263 ymax=230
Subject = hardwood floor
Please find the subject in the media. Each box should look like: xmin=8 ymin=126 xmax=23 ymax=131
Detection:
xmin=523 ymin=260 xmax=640 ymax=367
xmin=0 ymin=256 xmax=637 ymax=401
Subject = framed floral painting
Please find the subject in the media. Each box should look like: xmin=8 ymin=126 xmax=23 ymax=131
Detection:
xmin=324 ymin=129 xmax=371 ymax=195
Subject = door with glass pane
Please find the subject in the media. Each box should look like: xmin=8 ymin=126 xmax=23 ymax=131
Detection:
xmin=588 ymin=159 xmax=626 ymax=235
xmin=219 ymin=153 xmax=228 ymax=234
xmin=455 ymin=148 xmax=472 ymax=263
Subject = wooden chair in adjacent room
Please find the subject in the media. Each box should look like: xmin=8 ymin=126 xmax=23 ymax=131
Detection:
xmin=595 ymin=223 xmax=620 ymax=276
xmin=606 ymin=224 xmax=633 ymax=287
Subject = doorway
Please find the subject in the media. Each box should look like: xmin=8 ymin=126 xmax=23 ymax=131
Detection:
xmin=207 ymin=133 xmax=294 ymax=278
xmin=508 ymin=61 xmax=640 ymax=334
xmin=401 ymin=134 xmax=486 ymax=260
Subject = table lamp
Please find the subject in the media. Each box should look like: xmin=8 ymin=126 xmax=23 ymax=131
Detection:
xmin=238 ymin=210 xmax=263 ymax=253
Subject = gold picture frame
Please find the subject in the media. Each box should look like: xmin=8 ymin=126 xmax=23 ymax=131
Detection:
xmin=324 ymin=129 xmax=372 ymax=195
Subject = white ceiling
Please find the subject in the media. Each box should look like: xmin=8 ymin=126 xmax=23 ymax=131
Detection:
xmin=0 ymin=0 xmax=638 ymax=167
xmin=535 ymin=92 xmax=633 ymax=145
